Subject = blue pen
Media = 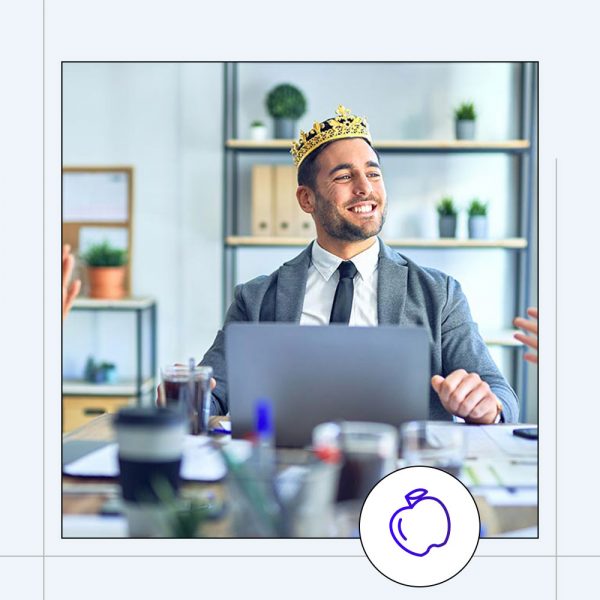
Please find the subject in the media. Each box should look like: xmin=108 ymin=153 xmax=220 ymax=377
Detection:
xmin=255 ymin=398 xmax=275 ymax=477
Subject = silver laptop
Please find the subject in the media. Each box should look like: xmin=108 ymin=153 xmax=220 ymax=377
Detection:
xmin=225 ymin=323 xmax=429 ymax=447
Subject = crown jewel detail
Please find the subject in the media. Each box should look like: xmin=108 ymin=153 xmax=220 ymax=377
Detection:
xmin=290 ymin=105 xmax=372 ymax=168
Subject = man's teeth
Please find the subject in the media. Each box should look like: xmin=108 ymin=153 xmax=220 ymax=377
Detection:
xmin=350 ymin=204 xmax=374 ymax=213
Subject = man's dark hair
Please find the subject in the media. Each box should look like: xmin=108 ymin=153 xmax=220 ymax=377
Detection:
xmin=297 ymin=139 xmax=381 ymax=190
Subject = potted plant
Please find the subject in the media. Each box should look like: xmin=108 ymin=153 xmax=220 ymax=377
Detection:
xmin=265 ymin=83 xmax=307 ymax=139
xmin=249 ymin=120 xmax=268 ymax=141
xmin=83 ymin=357 xmax=117 ymax=383
xmin=454 ymin=101 xmax=477 ymax=140
xmin=82 ymin=241 xmax=128 ymax=299
xmin=436 ymin=197 xmax=458 ymax=238
xmin=467 ymin=199 xmax=489 ymax=239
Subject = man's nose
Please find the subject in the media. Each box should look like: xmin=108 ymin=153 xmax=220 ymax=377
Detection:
xmin=353 ymin=173 xmax=372 ymax=197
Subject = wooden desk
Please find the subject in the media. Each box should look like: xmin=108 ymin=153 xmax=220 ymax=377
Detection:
xmin=63 ymin=415 xmax=538 ymax=537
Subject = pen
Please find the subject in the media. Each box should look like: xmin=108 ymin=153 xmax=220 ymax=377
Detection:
xmin=255 ymin=398 xmax=276 ymax=481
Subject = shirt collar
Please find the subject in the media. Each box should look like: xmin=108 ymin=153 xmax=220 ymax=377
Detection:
xmin=311 ymin=238 xmax=380 ymax=282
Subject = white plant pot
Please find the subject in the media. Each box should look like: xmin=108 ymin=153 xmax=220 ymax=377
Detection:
xmin=249 ymin=125 xmax=268 ymax=141
xmin=468 ymin=215 xmax=488 ymax=239
xmin=455 ymin=119 xmax=476 ymax=140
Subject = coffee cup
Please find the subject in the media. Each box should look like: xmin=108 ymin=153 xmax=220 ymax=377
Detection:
xmin=113 ymin=407 xmax=187 ymax=537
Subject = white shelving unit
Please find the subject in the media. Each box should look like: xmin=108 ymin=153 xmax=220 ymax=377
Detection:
xmin=222 ymin=63 xmax=537 ymax=414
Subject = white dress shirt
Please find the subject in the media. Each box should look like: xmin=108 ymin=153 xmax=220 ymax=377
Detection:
xmin=300 ymin=239 xmax=380 ymax=326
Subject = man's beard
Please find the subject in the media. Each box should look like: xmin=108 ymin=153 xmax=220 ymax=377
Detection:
xmin=313 ymin=191 xmax=387 ymax=242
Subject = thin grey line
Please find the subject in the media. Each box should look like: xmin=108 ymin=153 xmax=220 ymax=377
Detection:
xmin=0 ymin=556 xmax=45 ymax=559
xmin=44 ymin=555 xmax=368 ymax=559
xmin=34 ymin=554 xmax=598 ymax=559
xmin=555 ymin=157 xmax=558 ymax=599
xmin=42 ymin=1 xmax=46 ymax=599
xmin=8 ymin=554 xmax=599 ymax=559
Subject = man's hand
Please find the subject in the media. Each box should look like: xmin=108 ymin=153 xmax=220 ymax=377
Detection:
xmin=62 ymin=244 xmax=81 ymax=320
xmin=513 ymin=306 xmax=538 ymax=364
xmin=431 ymin=369 xmax=502 ymax=424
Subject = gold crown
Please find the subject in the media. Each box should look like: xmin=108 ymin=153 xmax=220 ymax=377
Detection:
xmin=290 ymin=105 xmax=372 ymax=168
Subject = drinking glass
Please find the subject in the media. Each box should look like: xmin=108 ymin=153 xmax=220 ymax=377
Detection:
xmin=160 ymin=364 xmax=213 ymax=435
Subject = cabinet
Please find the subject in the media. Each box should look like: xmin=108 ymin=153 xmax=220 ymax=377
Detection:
xmin=62 ymin=297 xmax=157 ymax=432
xmin=221 ymin=63 xmax=537 ymax=415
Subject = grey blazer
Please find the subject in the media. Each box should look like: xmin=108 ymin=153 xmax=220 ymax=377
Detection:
xmin=201 ymin=239 xmax=519 ymax=422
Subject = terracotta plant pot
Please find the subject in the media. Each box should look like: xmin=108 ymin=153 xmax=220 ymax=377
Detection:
xmin=88 ymin=266 xmax=126 ymax=299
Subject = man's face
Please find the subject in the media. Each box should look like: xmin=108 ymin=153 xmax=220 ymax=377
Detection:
xmin=310 ymin=138 xmax=387 ymax=242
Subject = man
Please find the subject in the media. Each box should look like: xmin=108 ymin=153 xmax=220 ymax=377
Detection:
xmin=201 ymin=105 xmax=519 ymax=423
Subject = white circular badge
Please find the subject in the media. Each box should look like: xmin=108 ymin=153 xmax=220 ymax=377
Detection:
xmin=359 ymin=466 xmax=480 ymax=587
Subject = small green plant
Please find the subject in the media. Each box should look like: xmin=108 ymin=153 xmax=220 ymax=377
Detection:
xmin=151 ymin=477 xmax=212 ymax=538
xmin=454 ymin=101 xmax=477 ymax=121
xmin=250 ymin=120 xmax=265 ymax=127
xmin=82 ymin=241 xmax=127 ymax=267
xmin=266 ymin=84 xmax=307 ymax=119
xmin=468 ymin=199 xmax=488 ymax=217
xmin=437 ymin=197 xmax=458 ymax=217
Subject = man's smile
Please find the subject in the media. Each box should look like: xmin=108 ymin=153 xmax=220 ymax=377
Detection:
xmin=347 ymin=201 xmax=378 ymax=215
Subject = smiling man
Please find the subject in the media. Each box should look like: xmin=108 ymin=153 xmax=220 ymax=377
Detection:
xmin=200 ymin=105 xmax=519 ymax=424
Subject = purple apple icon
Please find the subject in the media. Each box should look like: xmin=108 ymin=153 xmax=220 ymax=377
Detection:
xmin=389 ymin=488 xmax=451 ymax=557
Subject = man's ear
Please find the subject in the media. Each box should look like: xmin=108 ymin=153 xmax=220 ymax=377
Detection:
xmin=296 ymin=185 xmax=315 ymax=214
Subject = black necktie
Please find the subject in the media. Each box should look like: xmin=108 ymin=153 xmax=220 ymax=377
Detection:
xmin=329 ymin=261 xmax=358 ymax=324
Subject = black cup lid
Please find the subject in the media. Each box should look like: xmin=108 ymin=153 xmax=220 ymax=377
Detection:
xmin=113 ymin=407 xmax=185 ymax=427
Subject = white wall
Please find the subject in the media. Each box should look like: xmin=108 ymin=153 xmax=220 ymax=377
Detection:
xmin=63 ymin=63 xmax=223 ymax=380
xmin=62 ymin=62 xmax=537 ymax=417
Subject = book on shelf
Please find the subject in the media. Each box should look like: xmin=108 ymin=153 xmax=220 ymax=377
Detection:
xmin=251 ymin=165 xmax=274 ymax=236
xmin=251 ymin=164 xmax=316 ymax=239
xmin=274 ymin=165 xmax=300 ymax=236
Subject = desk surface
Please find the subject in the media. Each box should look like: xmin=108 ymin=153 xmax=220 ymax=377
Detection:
xmin=62 ymin=415 xmax=538 ymax=538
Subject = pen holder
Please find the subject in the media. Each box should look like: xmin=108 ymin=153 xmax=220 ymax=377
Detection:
xmin=224 ymin=467 xmax=282 ymax=537
xmin=284 ymin=459 xmax=342 ymax=537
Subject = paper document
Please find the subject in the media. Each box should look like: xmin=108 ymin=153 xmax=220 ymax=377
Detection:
xmin=475 ymin=487 xmax=538 ymax=507
xmin=63 ymin=515 xmax=127 ymax=538
xmin=63 ymin=435 xmax=227 ymax=482
xmin=461 ymin=459 xmax=537 ymax=488
xmin=480 ymin=425 xmax=538 ymax=458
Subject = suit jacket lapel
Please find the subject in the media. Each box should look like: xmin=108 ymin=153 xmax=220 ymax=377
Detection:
xmin=275 ymin=243 xmax=313 ymax=322
xmin=377 ymin=240 xmax=408 ymax=325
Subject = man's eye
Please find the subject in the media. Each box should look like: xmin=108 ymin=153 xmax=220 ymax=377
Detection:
xmin=335 ymin=174 xmax=351 ymax=181
xmin=367 ymin=172 xmax=381 ymax=178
